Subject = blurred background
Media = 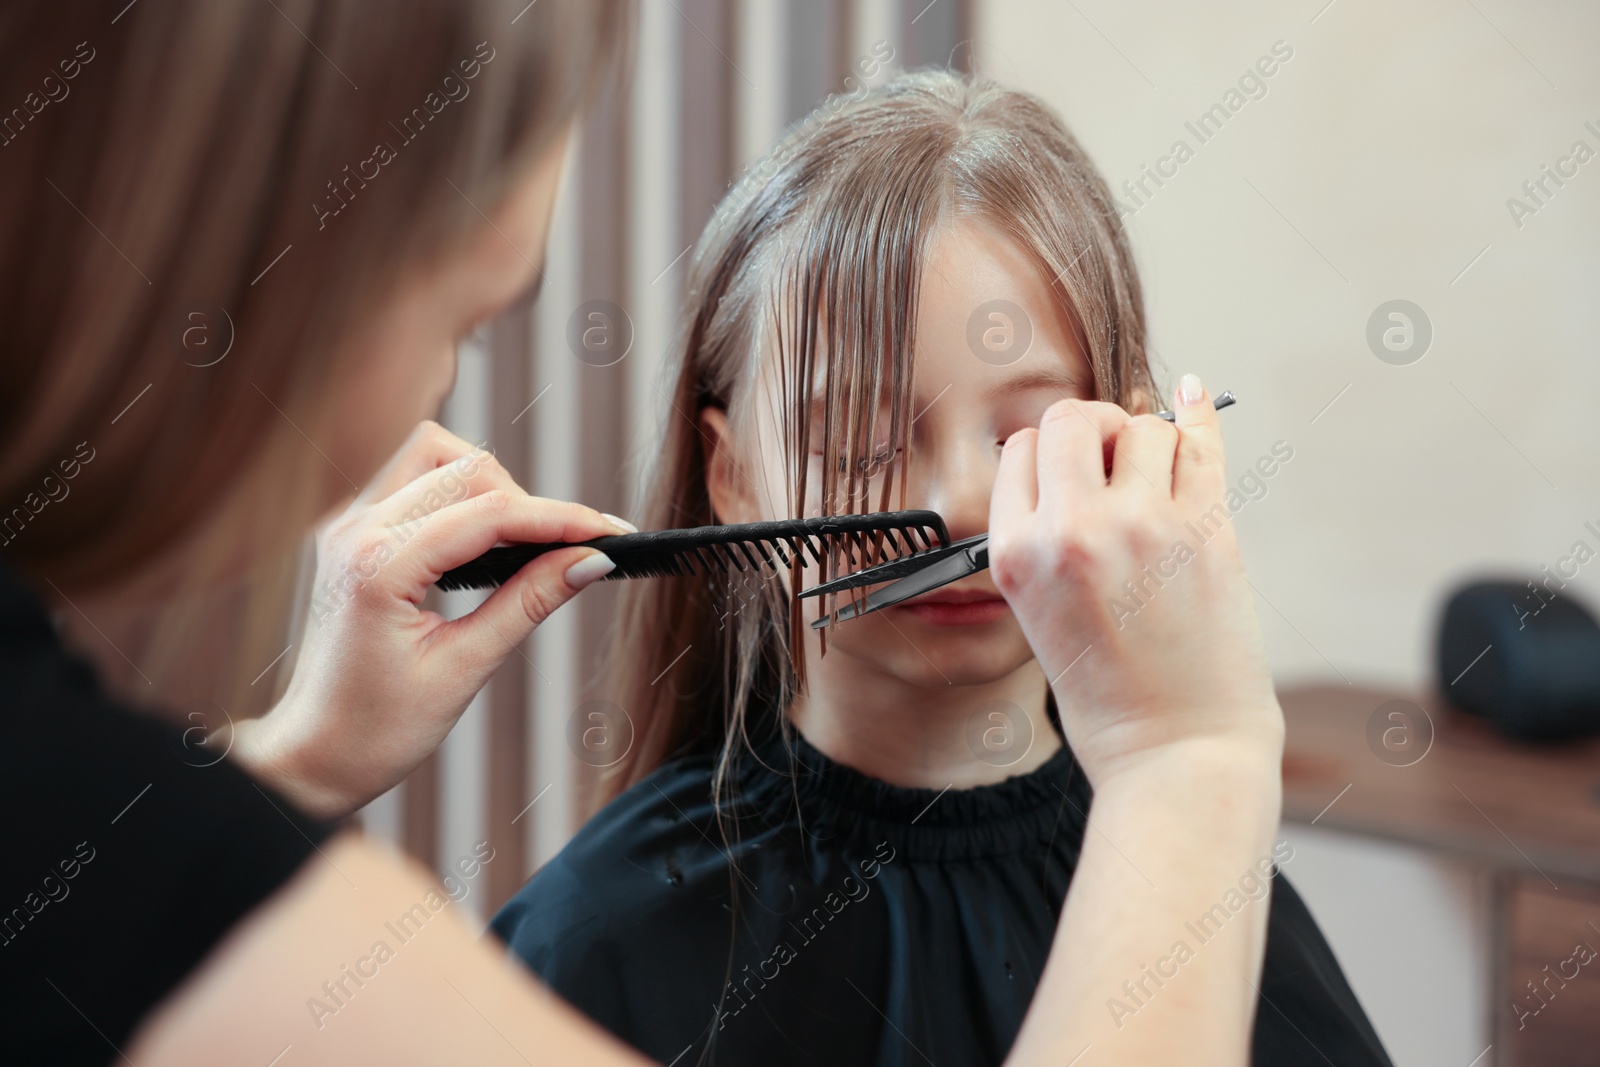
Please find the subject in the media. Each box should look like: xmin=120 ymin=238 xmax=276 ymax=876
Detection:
xmin=337 ymin=2 xmax=1600 ymax=1064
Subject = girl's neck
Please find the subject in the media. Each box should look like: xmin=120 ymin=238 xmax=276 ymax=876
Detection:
xmin=786 ymin=657 xmax=1061 ymax=790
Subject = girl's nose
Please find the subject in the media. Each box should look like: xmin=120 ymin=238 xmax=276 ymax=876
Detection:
xmin=921 ymin=435 xmax=999 ymax=542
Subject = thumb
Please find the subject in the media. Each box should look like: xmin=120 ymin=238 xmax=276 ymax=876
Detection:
xmin=1170 ymin=373 xmax=1226 ymax=505
xmin=431 ymin=546 xmax=615 ymax=668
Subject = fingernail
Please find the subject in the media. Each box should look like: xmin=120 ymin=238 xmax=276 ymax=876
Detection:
xmin=565 ymin=552 xmax=616 ymax=590
xmin=1178 ymin=373 xmax=1204 ymax=406
xmin=600 ymin=512 xmax=638 ymax=533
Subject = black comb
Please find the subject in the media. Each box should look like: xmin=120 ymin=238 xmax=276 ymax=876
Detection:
xmin=434 ymin=510 xmax=952 ymax=592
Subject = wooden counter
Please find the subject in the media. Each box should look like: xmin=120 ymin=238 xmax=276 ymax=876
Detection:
xmin=1279 ymin=684 xmax=1600 ymax=1066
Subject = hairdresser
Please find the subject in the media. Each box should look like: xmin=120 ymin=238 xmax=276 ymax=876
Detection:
xmin=0 ymin=2 xmax=1283 ymax=1064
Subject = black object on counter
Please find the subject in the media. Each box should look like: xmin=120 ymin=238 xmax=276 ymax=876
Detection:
xmin=1437 ymin=580 xmax=1600 ymax=740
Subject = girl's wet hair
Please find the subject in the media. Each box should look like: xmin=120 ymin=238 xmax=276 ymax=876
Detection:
xmin=596 ymin=67 xmax=1156 ymax=814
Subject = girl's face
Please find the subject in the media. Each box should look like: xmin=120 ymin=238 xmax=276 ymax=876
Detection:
xmin=706 ymin=215 xmax=1114 ymax=690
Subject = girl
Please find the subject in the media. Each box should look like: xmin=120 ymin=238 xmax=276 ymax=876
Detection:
xmin=492 ymin=70 xmax=1392 ymax=1066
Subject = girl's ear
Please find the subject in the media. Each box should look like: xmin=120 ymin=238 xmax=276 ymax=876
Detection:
xmin=698 ymin=406 xmax=754 ymax=525
xmin=1128 ymin=386 xmax=1160 ymax=416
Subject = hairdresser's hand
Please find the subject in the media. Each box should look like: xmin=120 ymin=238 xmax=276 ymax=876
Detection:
xmin=989 ymin=375 xmax=1283 ymax=791
xmin=231 ymin=421 xmax=628 ymax=820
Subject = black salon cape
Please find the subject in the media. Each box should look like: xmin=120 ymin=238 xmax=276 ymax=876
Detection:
xmin=0 ymin=561 xmax=334 ymax=1064
xmin=493 ymin=718 xmax=1393 ymax=1067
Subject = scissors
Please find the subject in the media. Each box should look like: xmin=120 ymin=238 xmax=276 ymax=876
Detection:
xmin=799 ymin=390 xmax=1236 ymax=629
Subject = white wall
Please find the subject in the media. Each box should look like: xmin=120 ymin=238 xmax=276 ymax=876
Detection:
xmin=977 ymin=0 xmax=1600 ymax=1061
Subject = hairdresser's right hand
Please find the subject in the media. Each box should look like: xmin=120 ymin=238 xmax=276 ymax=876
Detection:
xmin=230 ymin=421 xmax=627 ymax=820
xmin=988 ymin=376 xmax=1283 ymax=792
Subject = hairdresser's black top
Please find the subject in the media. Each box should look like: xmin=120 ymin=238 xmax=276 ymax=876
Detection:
xmin=0 ymin=561 xmax=334 ymax=1065
xmin=492 ymin=709 xmax=1393 ymax=1067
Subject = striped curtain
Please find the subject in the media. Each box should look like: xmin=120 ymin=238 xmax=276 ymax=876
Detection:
xmin=365 ymin=0 xmax=973 ymax=923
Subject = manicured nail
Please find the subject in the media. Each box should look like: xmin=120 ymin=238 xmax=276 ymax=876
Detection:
xmin=565 ymin=552 xmax=616 ymax=590
xmin=601 ymin=512 xmax=638 ymax=533
xmin=1178 ymin=373 xmax=1204 ymax=406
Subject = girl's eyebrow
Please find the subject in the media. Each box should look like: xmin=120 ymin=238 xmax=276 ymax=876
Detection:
xmin=804 ymin=367 xmax=1089 ymax=419
xmin=988 ymin=368 xmax=1090 ymax=399
xmin=806 ymin=392 xmax=889 ymax=416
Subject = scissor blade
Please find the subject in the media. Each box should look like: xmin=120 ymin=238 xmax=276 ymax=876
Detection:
xmin=810 ymin=538 xmax=988 ymax=629
xmin=798 ymin=533 xmax=987 ymax=598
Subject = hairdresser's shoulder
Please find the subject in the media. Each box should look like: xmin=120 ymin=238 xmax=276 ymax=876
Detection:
xmin=0 ymin=562 xmax=335 ymax=1060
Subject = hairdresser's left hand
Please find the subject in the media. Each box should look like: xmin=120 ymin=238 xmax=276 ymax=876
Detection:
xmin=229 ymin=421 xmax=629 ymax=820
xmin=988 ymin=375 xmax=1283 ymax=792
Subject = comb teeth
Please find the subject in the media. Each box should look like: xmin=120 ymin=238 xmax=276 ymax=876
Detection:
xmin=433 ymin=510 xmax=952 ymax=592
xmin=751 ymin=538 xmax=775 ymax=568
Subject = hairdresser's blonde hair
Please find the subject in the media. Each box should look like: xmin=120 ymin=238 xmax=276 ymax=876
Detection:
xmin=595 ymin=69 xmax=1156 ymax=813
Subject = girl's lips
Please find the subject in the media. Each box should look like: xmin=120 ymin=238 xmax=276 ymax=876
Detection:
xmin=896 ymin=596 xmax=1009 ymax=626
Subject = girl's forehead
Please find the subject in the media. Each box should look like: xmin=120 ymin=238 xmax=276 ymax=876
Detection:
xmin=794 ymin=351 xmax=1090 ymax=426
xmin=742 ymin=215 xmax=1097 ymax=437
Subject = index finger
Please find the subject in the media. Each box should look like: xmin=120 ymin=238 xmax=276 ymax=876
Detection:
xmin=400 ymin=493 xmax=625 ymax=591
xmin=1034 ymin=398 xmax=1130 ymax=514
xmin=992 ymin=426 xmax=1040 ymax=531
xmin=1170 ymin=373 xmax=1227 ymax=505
